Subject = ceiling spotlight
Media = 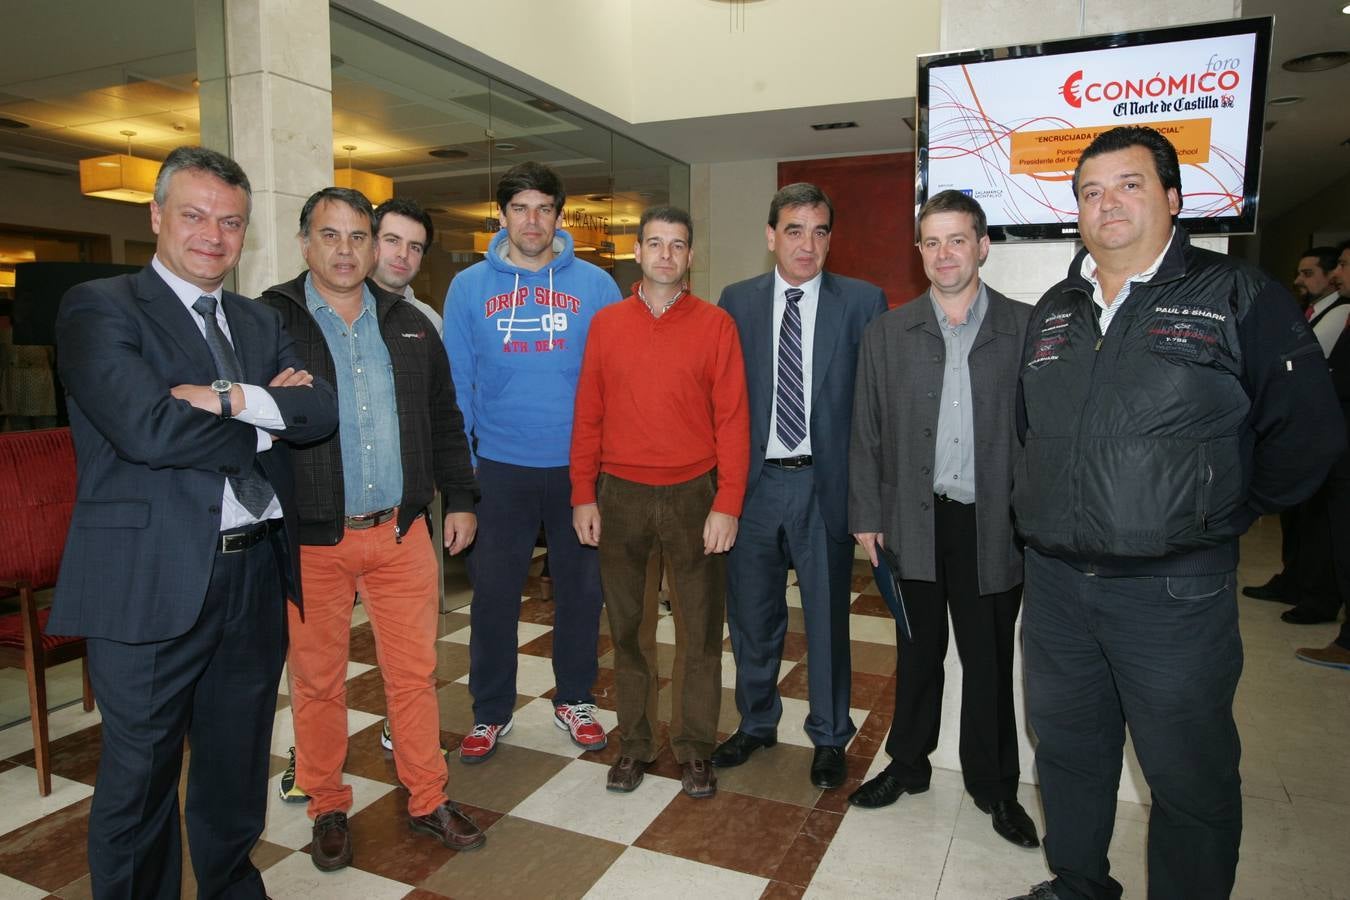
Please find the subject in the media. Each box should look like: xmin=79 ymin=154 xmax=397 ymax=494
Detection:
xmin=494 ymin=142 xmax=518 ymax=151
xmin=428 ymin=147 xmax=469 ymax=159
xmin=586 ymin=194 xmax=614 ymax=203
xmin=810 ymin=121 xmax=859 ymax=131
xmin=1282 ymin=50 xmax=1349 ymax=72
xmin=1268 ymin=95 xmax=1304 ymax=106
xmin=0 ymin=117 xmax=29 ymax=129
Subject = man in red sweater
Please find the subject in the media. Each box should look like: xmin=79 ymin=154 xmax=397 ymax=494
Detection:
xmin=571 ymin=205 xmax=750 ymax=798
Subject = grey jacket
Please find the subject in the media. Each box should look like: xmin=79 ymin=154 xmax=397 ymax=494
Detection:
xmin=848 ymin=285 xmax=1030 ymax=594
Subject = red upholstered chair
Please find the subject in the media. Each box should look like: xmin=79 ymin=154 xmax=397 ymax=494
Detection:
xmin=0 ymin=427 xmax=93 ymax=796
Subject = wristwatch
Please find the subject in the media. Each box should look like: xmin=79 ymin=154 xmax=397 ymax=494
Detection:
xmin=211 ymin=379 xmax=234 ymax=418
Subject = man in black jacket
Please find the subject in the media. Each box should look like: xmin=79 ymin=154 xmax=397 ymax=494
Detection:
xmin=1008 ymin=128 xmax=1343 ymax=900
xmin=262 ymin=188 xmax=483 ymax=871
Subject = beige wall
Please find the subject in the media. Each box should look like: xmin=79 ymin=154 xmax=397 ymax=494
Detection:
xmin=369 ymin=0 xmax=935 ymax=123
xmin=690 ymin=159 xmax=777 ymax=301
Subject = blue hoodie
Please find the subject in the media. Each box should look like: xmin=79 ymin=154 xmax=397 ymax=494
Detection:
xmin=443 ymin=228 xmax=622 ymax=467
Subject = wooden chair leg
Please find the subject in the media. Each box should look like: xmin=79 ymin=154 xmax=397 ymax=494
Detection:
xmin=81 ymin=652 xmax=94 ymax=712
xmin=25 ymin=654 xmax=52 ymax=796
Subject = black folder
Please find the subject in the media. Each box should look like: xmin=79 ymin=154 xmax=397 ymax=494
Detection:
xmin=871 ymin=544 xmax=913 ymax=643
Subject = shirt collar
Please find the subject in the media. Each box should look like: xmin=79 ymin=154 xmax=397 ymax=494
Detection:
xmin=151 ymin=255 xmax=222 ymax=312
xmin=1311 ymin=290 xmax=1343 ymax=315
xmin=774 ymin=268 xmax=823 ymax=302
xmin=303 ymin=272 xmax=376 ymax=318
xmin=931 ymin=281 xmax=988 ymax=332
xmin=1080 ymin=226 xmax=1176 ymax=293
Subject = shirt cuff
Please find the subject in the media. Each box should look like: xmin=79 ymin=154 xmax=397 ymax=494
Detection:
xmin=235 ymin=384 xmax=285 ymax=429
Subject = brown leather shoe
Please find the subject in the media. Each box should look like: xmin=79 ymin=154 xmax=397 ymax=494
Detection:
xmin=606 ymin=755 xmax=647 ymax=792
xmin=409 ymin=801 xmax=486 ymax=851
xmin=681 ymin=759 xmax=717 ymax=798
xmin=310 ymin=810 xmax=352 ymax=871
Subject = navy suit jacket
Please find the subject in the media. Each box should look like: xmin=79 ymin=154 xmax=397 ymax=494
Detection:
xmin=49 ymin=266 xmax=338 ymax=643
xmin=720 ymin=270 xmax=887 ymax=540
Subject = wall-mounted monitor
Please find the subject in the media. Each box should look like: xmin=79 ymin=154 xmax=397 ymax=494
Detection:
xmin=916 ymin=17 xmax=1272 ymax=241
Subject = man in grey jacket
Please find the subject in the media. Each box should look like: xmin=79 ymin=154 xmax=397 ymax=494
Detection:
xmin=848 ymin=190 xmax=1035 ymax=848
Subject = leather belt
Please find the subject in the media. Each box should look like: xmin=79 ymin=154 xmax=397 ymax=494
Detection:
xmin=345 ymin=506 xmax=396 ymax=530
xmin=764 ymin=455 xmax=813 ymax=469
xmin=219 ymin=518 xmax=282 ymax=554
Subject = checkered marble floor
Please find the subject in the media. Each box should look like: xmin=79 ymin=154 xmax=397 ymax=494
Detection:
xmin=2 ymin=521 xmax=1350 ymax=899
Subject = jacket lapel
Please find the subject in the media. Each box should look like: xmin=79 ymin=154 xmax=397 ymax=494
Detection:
xmin=222 ymin=292 xmax=268 ymax=383
xmin=811 ymin=272 xmax=844 ymax=406
xmin=135 ymin=267 xmax=217 ymax=378
xmin=746 ymin=273 xmax=776 ymax=432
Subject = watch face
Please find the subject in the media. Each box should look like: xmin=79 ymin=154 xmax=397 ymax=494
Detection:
xmin=212 ymin=379 xmax=232 ymax=393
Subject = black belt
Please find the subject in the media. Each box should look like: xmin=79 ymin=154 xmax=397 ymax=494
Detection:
xmin=765 ymin=455 xmax=813 ymax=469
xmin=219 ymin=518 xmax=282 ymax=554
xmin=345 ymin=506 xmax=396 ymax=530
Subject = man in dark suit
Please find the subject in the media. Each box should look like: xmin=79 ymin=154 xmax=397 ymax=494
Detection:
xmin=714 ymin=183 xmax=886 ymax=788
xmin=50 ymin=146 xmax=337 ymax=900
xmin=847 ymin=191 xmax=1037 ymax=848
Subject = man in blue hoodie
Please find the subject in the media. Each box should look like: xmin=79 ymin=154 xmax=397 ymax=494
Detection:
xmin=444 ymin=162 xmax=622 ymax=762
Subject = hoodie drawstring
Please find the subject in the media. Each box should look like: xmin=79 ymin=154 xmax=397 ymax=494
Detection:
xmin=502 ymin=271 xmax=520 ymax=344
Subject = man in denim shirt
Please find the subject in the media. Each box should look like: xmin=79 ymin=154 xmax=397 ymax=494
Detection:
xmin=262 ymin=188 xmax=482 ymax=872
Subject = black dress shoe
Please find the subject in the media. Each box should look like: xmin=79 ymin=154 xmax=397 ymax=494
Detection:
xmin=1242 ymin=574 xmax=1288 ymax=602
xmin=975 ymin=797 xmax=1040 ymax=849
xmin=711 ymin=730 xmax=776 ymax=768
xmin=810 ymin=745 xmax=847 ymax=788
xmin=1282 ymin=606 xmax=1337 ymax=625
xmin=847 ymin=771 xmax=929 ymax=808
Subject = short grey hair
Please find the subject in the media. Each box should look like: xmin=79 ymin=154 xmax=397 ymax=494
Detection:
xmin=153 ymin=146 xmax=252 ymax=216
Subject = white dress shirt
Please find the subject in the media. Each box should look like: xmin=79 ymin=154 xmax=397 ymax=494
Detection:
xmin=1308 ymin=291 xmax=1349 ymax=358
xmin=766 ymin=268 xmax=822 ymax=458
xmin=152 ymin=255 xmax=285 ymax=529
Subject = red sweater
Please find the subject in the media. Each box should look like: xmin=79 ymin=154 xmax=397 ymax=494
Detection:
xmin=570 ymin=292 xmax=750 ymax=515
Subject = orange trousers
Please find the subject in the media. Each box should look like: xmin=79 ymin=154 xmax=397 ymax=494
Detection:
xmin=288 ymin=517 xmax=446 ymax=817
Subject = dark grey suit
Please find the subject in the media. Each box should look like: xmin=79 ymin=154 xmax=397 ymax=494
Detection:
xmin=848 ymin=285 xmax=1030 ymax=799
xmin=52 ymin=266 xmax=337 ymax=899
xmin=721 ymin=270 xmax=886 ymax=745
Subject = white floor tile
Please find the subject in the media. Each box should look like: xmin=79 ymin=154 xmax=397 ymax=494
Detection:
xmin=512 ymin=757 xmax=681 ymax=844
xmin=454 ymin=652 xmax=557 ymax=697
xmin=0 ymin=765 xmax=95 ymax=836
xmin=261 ymin=848 xmax=411 ymax=899
xmin=0 ymin=873 xmax=48 ymax=899
xmin=717 ymin=650 xmax=791 ymax=690
xmin=269 ymin=705 xmax=382 ymax=758
xmin=776 ymin=696 xmax=870 ymax=749
xmin=584 ymin=846 xmax=767 ymax=899
xmin=259 ymin=771 xmax=394 ymax=849
xmin=0 ymin=701 xmax=101 ymax=760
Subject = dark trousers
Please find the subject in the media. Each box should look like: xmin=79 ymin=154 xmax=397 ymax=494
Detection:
xmin=468 ymin=457 xmax=601 ymax=723
xmin=726 ymin=465 xmax=856 ymax=746
xmin=598 ymin=472 xmax=724 ymax=762
xmin=1289 ymin=485 xmax=1339 ymax=617
xmin=1023 ymin=549 xmax=1243 ymax=900
xmin=86 ymin=531 xmax=286 ymax=900
xmin=884 ymin=497 xmax=1022 ymax=803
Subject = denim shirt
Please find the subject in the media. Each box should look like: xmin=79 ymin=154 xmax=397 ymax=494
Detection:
xmin=305 ymin=275 xmax=403 ymax=515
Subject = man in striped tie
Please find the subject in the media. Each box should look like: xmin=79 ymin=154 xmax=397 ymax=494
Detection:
xmin=716 ymin=183 xmax=887 ymax=789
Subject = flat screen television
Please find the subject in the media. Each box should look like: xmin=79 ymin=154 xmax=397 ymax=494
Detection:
xmin=915 ymin=17 xmax=1273 ymax=242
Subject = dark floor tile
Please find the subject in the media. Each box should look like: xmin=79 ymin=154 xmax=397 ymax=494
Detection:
xmin=349 ymin=622 xmax=380 ymax=665
xmin=848 ymin=670 xmax=890 ymax=712
xmin=0 ymin=796 xmax=91 ymax=891
xmin=761 ymin=879 xmax=808 ymax=899
xmin=343 ymin=789 xmax=461 ymax=884
xmin=517 ymin=631 xmax=553 ymax=659
xmin=850 ymin=592 xmax=892 ymax=618
xmin=776 ymin=661 xmax=811 ymax=702
xmin=635 ymin=790 xmax=810 ymax=879
xmin=812 ymin=752 xmax=873 ymax=814
xmin=7 ymin=722 xmax=102 ymax=786
xmin=346 ymin=668 xmax=389 ymax=717
xmin=771 ymin=808 xmax=844 ymax=886
xmin=342 ymin=719 xmax=404 ymax=786
xmin=434 ymin=611 xmax=471 ymax=639
xmin=518 ymin=596 xmax=557 ymax=625
xmin=433 ymin=640 xmax=471 ymax=684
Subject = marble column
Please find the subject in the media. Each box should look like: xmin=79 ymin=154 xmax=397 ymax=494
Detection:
xmin=199 ymin=0 xmax=334 ymax=299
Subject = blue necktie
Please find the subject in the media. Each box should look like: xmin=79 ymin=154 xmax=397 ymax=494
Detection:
xmin=776 ymin=287 xmax=807 ymax=450
xmin=192 ymin=295 xmax=275 ymax=517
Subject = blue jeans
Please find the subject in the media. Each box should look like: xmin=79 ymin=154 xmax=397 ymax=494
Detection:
xmin=1023 ymin=548 xmax=1243 ymax=900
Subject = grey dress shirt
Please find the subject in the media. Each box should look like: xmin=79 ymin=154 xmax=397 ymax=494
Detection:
xmin=931 ymin=283 xmax=988 ymax=504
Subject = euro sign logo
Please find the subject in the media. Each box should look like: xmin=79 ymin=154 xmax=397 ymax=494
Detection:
xmin=1061 ymin=70 xmax=1084 ymax=109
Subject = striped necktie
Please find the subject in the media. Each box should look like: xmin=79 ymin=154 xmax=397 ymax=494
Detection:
xmin=192 ymin=295 xmax=276 ymax=517
xmin=775 ymin=287 xmax=807 ymax=450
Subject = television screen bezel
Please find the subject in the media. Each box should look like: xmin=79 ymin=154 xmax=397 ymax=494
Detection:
xmin=914 ymin=16 xmax=1274 ymax=242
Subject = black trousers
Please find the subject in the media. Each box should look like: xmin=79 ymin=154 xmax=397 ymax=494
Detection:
xmin=884 ymin=497 xmax=1022 ymax=803
xmin=86 ymin=530 xmax=287 ymax=900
